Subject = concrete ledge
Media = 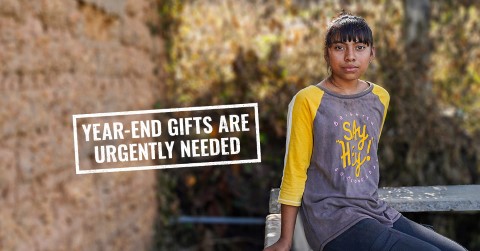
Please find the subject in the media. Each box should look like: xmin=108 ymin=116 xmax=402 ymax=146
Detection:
xmin=269 ymin=188 xmax=281 ymax=215
xmin=264 ymin=214 xmax=281 ymax=248
xmin=269 ymin=185 xmax=480 ymax=214
xmin=378 ymin=185 xmax=480 ymax=212
xmin=266 ymin=185 xmax=480 ymax=249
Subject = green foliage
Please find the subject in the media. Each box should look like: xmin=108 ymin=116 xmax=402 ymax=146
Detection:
xmin=431 ymin=3 xmax=480 ymax=133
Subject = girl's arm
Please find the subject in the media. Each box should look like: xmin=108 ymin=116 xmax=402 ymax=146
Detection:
xmin=263 ymin=204 xmax=299 ymax=251
xmin=266 ymin=88 xmax=320 ymax=250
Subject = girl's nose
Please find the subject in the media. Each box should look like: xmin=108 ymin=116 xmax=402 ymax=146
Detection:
xmin=345 ymin=48 xmax=356 ymax=62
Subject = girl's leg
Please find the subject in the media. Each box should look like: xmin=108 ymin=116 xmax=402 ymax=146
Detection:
xmin=392 ymin=216 xmax=467 ymax=251
xmin=324 ymin=218 xmax=440 ymax=251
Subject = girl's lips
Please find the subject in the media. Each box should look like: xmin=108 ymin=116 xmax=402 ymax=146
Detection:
xmin=342 ymin=66 xmax=359 ymax=72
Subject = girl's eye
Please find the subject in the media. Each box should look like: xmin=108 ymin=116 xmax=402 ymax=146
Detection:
xmin=356 ymin=45 xmax=366 ymax=50
xmin=334 ymin=45 xmax=344 ymax=50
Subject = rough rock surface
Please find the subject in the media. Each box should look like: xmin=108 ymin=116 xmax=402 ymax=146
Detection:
xmin=0 ymin=0 xmax=165 ymax=250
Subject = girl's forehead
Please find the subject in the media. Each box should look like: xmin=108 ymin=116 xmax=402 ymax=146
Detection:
xmin=331 ymin=40 xmax=369 ymax=44
xmin=331 ymin=33 xmax=365 ymax=41
xmin=328 ymin=32 xmax=372 ymax=45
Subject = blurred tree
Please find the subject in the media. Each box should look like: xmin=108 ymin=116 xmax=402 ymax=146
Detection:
xmin=376 ymin=1 xmax=480 ymax=247
xmin=377 ymin=0 xmax=476 ymax=187
xmin=404 ymin=0 xmax=431 ymax=97
xmin=152 ymin=1 xmax=480 ymax=249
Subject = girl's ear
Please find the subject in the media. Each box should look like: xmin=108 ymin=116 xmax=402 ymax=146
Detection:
xmin=370 ymin=46 xmax=376 ymax=60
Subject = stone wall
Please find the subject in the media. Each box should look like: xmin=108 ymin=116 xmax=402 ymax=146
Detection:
xmin=0 ymin=0 xmax=164 ymax=250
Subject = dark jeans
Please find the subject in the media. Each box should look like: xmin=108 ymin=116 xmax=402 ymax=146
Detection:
xmin=324 ymin=216 xmax=467 ymax=251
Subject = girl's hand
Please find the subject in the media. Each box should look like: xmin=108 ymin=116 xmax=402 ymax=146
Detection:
xmin=263 ymin=238 xmax=291 ymax=251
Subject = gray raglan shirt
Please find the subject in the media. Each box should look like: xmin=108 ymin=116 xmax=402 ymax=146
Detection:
xmin=278 ymin=83 xmax=401 ymax=251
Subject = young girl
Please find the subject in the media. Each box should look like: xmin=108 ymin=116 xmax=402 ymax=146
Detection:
xmin=264 ymin=13 xmax=466 ymax=251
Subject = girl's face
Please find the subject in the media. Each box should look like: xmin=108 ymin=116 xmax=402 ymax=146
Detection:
xmin=327 ymin=41 xmax=375 ymax=82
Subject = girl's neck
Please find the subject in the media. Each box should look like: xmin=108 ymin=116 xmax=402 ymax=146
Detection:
xmin=322 ymin=76 xmax=368 ymax=95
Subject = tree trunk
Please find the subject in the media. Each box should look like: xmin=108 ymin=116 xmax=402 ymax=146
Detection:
xmin=403 ymin=0 xmax=432 ymax=98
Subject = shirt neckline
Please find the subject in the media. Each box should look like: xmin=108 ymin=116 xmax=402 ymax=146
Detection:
xmin=315 ymin=81 xmax=374 ymax=99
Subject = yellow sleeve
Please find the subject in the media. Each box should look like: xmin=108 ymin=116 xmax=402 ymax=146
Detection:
xmin=371 ymin=84 xmax=390 ymax=137
xmin=278 ymin=86 xmax=323 ymax=206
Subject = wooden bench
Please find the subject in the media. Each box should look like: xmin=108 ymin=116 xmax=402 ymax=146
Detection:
xmin=264 ymin=185 xmax=480 ymax=250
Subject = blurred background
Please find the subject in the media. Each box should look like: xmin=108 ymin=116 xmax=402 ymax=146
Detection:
xmin=1 ymin=0 xmax=479 ymax=250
